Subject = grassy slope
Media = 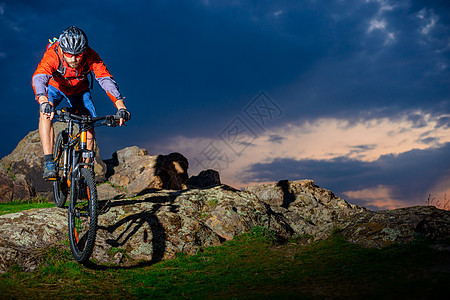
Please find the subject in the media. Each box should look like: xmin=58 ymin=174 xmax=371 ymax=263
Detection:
xmin=0 ymin=201 xmax=54 ymax=215
xmin=1 ymin=227 xmax=449 ymax=299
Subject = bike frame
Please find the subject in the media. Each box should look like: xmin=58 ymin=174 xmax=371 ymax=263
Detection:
xmin=59 ymin=118 xmax=96 ymax=189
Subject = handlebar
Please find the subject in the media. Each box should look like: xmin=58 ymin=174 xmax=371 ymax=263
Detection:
xmin=55 ymin=108 xmax=121 ymax=127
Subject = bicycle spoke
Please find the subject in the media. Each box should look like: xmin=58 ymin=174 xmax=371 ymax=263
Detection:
xmin=68 ymin=168 xmax=98 ymax=263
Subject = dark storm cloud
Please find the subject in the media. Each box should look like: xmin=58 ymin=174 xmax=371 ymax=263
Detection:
xmin=436 ymin=116 xmax=450 ymax=128
xmin=276 ymin=1 xmax=450 ymax=121
xmin=408 ymin=114 xmax=428 ymax=128
xmin=240 ymin=142 xmax=450 ymax=207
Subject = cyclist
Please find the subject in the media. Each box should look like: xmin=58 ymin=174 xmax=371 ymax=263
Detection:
xmin=32 ymin=25 xmax=130 ymax=180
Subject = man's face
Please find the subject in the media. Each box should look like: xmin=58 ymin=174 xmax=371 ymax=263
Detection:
xmin=63 ymin=52 xmax=84 ymax=68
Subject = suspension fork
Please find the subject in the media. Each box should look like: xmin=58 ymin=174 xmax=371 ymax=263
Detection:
xmin=80 ymin=128 xmax=87 ymax=150
xmin=79 ymin=124 xmax=95 ymax=169
xmin=62 ymin=145 xmax=70 ymax=179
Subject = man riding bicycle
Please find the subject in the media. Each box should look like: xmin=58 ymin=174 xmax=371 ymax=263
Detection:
xmin=32 ymin=25 xmax=130 ymax=180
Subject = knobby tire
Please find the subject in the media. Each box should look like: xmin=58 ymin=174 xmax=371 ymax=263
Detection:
xmin=53 ymin=130 xmax=68 ymax=208
xmin=68 ymin=168 xmax=98 ymax=263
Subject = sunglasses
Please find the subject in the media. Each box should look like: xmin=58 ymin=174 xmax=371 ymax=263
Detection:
xmin=63 ymin=52 xmax=84 ymax=58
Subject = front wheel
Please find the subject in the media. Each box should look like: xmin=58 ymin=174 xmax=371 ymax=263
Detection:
xmin=68 ymin=168 xmax=98 ymax=263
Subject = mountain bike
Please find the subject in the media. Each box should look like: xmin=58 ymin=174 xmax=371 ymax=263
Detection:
xmin=51 ymin=107 xmax=120 ymax=263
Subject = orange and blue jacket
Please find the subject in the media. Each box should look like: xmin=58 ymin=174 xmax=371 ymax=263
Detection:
xmin=32 ymin=42 xmax=123 ymax=105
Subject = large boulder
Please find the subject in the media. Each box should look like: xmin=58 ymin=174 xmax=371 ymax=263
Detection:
xmin=245 ymin=180 xmax=366 ymax=239
xmin=341 ymin=206 xmax=450 ymax=248
xmin=93 ymin=189 xmax=225 ymax=265
xmin=0 ymin=169 xmax=14 ymax=202
xmin=0 ymin=153 xmax=36 ymax=203
xmin=0 ymin=128 xmax=50 ymax=199
xmin=107 ymin=146 xmax=189 ymax=194
xmin=173 ymin=185 xmax=292 ymax=241
xmin=0 ymin=207 xmax=67 ymax=272
xmin=186 ymin=169 xmax=221 ymax=188
xmin=0 ymin=123 xmax=107 ymax=200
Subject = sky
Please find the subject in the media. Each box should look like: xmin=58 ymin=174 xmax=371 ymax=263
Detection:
xmin=0 ymin=0 xmax=449 ymax=210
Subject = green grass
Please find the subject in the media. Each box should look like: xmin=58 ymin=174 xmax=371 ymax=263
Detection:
xmin=0 ymin=198 xmax=54 ymax=215
xmin=1 ymin=229 xmax=449 ymax=299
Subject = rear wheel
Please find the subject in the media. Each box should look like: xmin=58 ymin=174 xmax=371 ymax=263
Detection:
xmin=53 ymin=130 xmax=69 ymax=208
xmin=68 ymin=168 xmax=98 ymax=263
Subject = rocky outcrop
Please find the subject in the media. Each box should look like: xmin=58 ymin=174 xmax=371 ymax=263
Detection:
xmin=1 ymin=179 xmax=448 ymax=274
xmin=107 ymin=146 xmax=189 ymax=194
xmin=0 ymin=207 xmax=67 ymax=272
xmin=186 ymin=169 xmax=221 ymax=188
xmin=341 ymin=206 xmax=450 ymax=248
xmin=0 ymin=169 xmax=14 ymax=202
xmin=0 ymin=159 xmax=37 ymax=203
xmin=246 ymin=180 xmax=366 ymax=239
xmin=0 ymin=180 xmax=350 ymax=271
xmin=100 ymin=155 xmax=221 ymax=199
xmin=0 ymin=123 xmax=106 ymax=201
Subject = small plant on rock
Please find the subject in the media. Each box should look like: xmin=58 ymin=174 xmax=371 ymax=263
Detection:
xmin=250 ymin=225 xmax=277 ymax=241
xmin=207 ymin=198 xmax=218 ymax=207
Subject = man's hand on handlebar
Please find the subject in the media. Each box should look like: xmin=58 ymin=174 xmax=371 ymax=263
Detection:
xmin=39 ymin=96 xmax=55 ymax=120
xmin=116 ymin=108 xmax=131 ymax=126
xmin=115 ymin=100 xmax=130 ymax=126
